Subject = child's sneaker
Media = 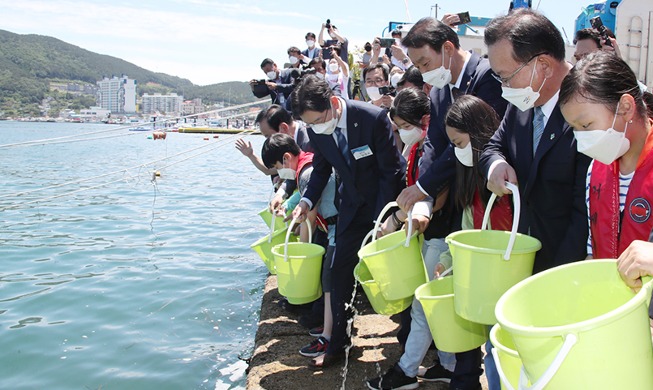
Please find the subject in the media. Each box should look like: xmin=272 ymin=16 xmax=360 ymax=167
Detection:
xmin=308 ymin=326 xmax=324 ymax=337
xmin=299 ymin=336 xmax=329 ymax=357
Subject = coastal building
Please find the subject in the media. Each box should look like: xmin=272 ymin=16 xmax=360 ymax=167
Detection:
xmin=96 ymin=75 xmax=137 ymax=114
xmin=181 ymin=98 xmax=203 ymax=116
xmin=141 ymin=93 xmax=183 ymax=115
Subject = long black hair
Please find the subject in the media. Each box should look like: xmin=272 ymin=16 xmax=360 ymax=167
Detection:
xmin=389 ymin=87 xmax=430 ymax=128
xmin=445 ymin=95 xmax=500 ymax=209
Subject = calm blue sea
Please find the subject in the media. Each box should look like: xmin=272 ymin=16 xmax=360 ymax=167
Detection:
xmin=0 ymin=121 xmax=272 ymax=390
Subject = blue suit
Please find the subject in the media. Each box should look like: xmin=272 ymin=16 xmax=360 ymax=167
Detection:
xmin=304 ymin=99 xmax=405 ymax=354
xmin=479 ymin=103 xmax=590 ymax=273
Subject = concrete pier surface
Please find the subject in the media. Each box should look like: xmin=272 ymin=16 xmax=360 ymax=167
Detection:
xmin=246 ymin=276 xmax=489 ymax=390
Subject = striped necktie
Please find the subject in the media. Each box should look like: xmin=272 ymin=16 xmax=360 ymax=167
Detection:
xmin=532 ymin=106 xmax=545 ymax=156
xmin=334 ymin=127 xmax=351 ymax=166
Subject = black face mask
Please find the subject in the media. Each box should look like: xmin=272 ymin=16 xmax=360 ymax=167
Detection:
xmin=364 ymin=45 xmax=372 ymax=52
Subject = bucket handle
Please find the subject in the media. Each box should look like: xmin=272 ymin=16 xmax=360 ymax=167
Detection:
xmin=481 ymin=182 xmax=521 ymax=260
xmin=516 ymin=333 xmax=578 ymax=390
xmin=283 ymin=215 xmax=313 ymax=262
xmin=360 ymin=229 xmax=376 ymax=251
xmin=372 ymin=201 xmax=413 ymax=247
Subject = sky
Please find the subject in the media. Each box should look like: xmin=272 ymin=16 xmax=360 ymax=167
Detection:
xmin=1 ymin=0 xmax=597 ymax=86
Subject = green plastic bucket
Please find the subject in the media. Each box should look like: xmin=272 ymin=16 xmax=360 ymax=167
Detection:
xmin=258 ymin=208 xmax=286 ymax=231
xmin=414 ymin=276 xmax=488 ymax=353
xmin=490 ymin=324 xmax=522 ymax=390
xmin=358 ymin=202 xmax=428 ymax=301
xmin=446 ymin=183 xmax=541 ymax=324
xmin=272 ymin=217 xmax=324 ymax=305
xmin=250 ymin=227 xmax=298 ymax=274
xmin=495 ymin=259 xmax=653 ymax=390
xmin=354 ymin=262 xmax=412 ymax=315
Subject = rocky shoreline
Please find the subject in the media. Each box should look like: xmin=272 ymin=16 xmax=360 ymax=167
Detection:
xmin=245 ymin=275 xmax=489 ymax=390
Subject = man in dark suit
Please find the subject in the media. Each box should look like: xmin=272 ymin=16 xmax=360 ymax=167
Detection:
xmin=290 ymin=75 xmax=405 ymax=368
xmin=371 ymin=17 xmax=507 ymax=390
xmin=249 ymin=58 xmax=296 ymax=110
xmin=478 ymin=9 xmax=590 ymax=390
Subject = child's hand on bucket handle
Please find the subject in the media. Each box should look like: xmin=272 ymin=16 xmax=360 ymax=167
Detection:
xmin=617 ymin=240 xmax=653 ymax=290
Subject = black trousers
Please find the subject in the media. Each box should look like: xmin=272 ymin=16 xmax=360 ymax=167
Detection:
xmin=326 ymin=221 xmax=373 ymax=354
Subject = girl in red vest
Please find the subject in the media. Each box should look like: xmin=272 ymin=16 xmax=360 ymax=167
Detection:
xmin=444 ymin=95 xmax=513 ymax=269
xmin=559 ymin=51 xmax=653 ymax=259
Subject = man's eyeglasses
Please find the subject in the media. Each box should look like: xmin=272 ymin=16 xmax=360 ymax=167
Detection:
xmin=491 ymin=52 xmax=547 ymax=87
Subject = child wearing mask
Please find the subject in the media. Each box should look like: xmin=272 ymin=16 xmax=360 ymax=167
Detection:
xmin=261 ymin=133 xmax=338 ymax=362
xmin=325 ymin=47 xmax=349 ymax=99
xmin=559 ymin=51 xmax=653 ymax=260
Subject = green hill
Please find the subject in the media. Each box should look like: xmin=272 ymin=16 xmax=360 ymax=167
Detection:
xmin=0 ymin=29 xmax=256 ymax=117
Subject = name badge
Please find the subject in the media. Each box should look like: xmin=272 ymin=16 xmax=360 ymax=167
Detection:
xmin=351 ymin=145 xmax=373 ymax=160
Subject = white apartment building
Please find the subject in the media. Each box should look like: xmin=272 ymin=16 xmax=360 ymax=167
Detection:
xmin=181 ymin=98 xmax=203 ymax=116
xmin=96 ymin=75 xmax=137 ymax=113
xmin=141 ymin=93 xmax=183 ymax=115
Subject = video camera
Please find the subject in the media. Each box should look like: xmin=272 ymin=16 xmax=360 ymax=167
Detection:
xmin=379 ymin=86 xmax=396 ymax=97
xmin=325 ymin=19 xmax=331 ymax=29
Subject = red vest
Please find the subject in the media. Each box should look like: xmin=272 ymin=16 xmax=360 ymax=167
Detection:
xmin=406 ymin=127 xmax=427 ymax=186
xmin=472 ymin=191 xmax=513 ymax=231
xmin=589 ymin=131 xmax=653 ymax=258
xmin=295 ymin=151 xmax=330 ymax=231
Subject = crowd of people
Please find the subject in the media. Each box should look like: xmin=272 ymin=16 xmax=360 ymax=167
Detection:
xmin=239 ymin=8 xmax=653 ymax=390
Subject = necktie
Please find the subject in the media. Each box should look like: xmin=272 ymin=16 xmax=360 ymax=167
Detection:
xmin=532 ymin=106 xmax=545 ymax=156
xmin=334 ymin=127 xmax=351 ymax=166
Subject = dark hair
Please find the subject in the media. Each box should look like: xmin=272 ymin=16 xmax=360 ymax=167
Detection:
xmin=290 ymin=75 xmax=333 ymax=116
xmin=255 ymin=109 xmax=266 ymax=125
xmin=389 ymin=88 xmax=429 ymax=128
xmin=401 ymin=17 xmax=460 ymax=52
xmin=445 ymin=95 xmax=500 ymax=209
xmin=261 ymin=133 xmax=301 ymax=169
xmin=287 ymin=46 xmax=301 ymax=55
xmin=262 ymin=104 xmax=293 ymax=131
xmin=391 ymin=29 xmax=402 ymax=37
xmin=560 ymin=51 xmax=650 ymax=120
xmin=260 ymin=58 xmax=274 ymax=69
xmin=306 ymin=32 xmax=316 ymax=40
xmin=573 ymin=28 xmax=602 ymax=47
xmin=308 ymin=57 xmax=325 ymax=69
xmin=397 ymin=66 xmax=424 ymax=89
xmin=484 ymin=8 xmax=565 ymax=62
xmin=362 ymin=63 xmax=390 ymax=82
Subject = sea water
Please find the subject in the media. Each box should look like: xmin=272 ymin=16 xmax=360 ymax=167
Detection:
xmin=0 ymin=121 xmax=271 ymax=389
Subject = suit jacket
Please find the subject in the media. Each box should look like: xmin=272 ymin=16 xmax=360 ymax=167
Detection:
xmin=479 ymin=103 xmax=591 ymax=273
xmin=304 ymin=100 xmax=406 ymax=232
xmin=418 ymin=52 xmax=508 ymax=198
xmin=302 ymin=47 xmax=322 ymax=60
xmin=295 ymin=124 xmax=314 ymax=153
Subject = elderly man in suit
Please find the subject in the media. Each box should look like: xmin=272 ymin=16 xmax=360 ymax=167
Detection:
xmin=290 ymin=75 xmax=405 ymax=369
xmin=370 ymin=17 xmax=507 ymax=390
xmin=478 ymin=9 xmax=591 ymax=390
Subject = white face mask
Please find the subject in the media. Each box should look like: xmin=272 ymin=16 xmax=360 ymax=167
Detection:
xmin=501 ymin=62 xmax=546 ymax=112
xmin=421 ymin=51 xmax=452 ymax=88
xmin=277 ymin=168 xmax=296 ymax=180
xmin=454 ymin=142 xmax=474 ymax=167
xmin=398 ymin=125 xmax=424 ymax=147
xmin=328 ymin=63 xmax=339 ymax=73
xmin=266 ymin=70 xmax=277 ymax=80
xmin=306 ymin=39 xmax=315 ymax=48
xmin=310 ymin=104 xmax=338 ymax=135
xmin=366 ymin=86 xmax=382 ymax=101
xmin=315 ymin=72 xmax=325 ymax=80
xmin=573 ymin=103 xmax=630 ymax=165
xmin=289 ymin=56 xmax=299 ymax=65
xmin=390 ymin=73 xmax=403 ymax=88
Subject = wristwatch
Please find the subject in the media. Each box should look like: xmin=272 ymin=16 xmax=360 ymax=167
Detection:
xmin=402 ymin=58 xmax=411 ymax=65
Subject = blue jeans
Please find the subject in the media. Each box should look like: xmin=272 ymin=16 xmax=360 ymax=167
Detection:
xmin=484 ymin=339 xmax=501 ymax=390
xmin=398 ymin=238 xmax=456 ymax=376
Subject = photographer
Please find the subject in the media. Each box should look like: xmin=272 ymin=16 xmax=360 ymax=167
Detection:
xmin=573 ymin=27 xmax=621 ymax=61
xmin=363 ymin=63 xmax=394 ymax=109
xmin=250 ymin=58 xmax=296 ymax=110
xmin=307 ymin=57 xmax=327 ymax=80
xmin=287 ymin=46 xmax=309 ymax=69
xmin=318 ymin=20 xmax=349 ymax=63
